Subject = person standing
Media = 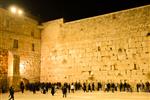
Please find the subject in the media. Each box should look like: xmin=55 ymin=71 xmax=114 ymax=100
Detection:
xmin=104 ymin=84 xmax=107 ymax=92
xmin=32 ymin=84 xmax=36 ymax=94
xmin=51 ymin=85 xmax=55 ymax=96
xmin=97 ymin=82 xmax=100 ymax=91
xmin=9 ymin=86 xmax=14 ymax=100
xmin=88 ymin=83 xmax=92 ymax=92
xmin=20 ymin=81 xmax=25 ymax=93
xmin=120 ymin=81 xmax=123 ymax=92
xmin=43 ymin=86 xmax=46 ymax=94
xmin=62 ymin=85 xmax=67 ymax=98
xmin=107 ymin=82 xmax=111 ymax=92
xmin=111 ymin=83 xmax=115 ymax=93
xmin=92 ymin=82 xmax=95 ymax=91
xmin=83 ymin=83 xmax=86 ymax=92
xmin=68 ymin=84 xmax=71 ymax=93
xmin=71 ymin=83 xmax=75 ymax=93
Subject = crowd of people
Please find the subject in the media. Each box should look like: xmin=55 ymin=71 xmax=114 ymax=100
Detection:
xmin=7 ymin=81 xmax=150 ymax=99
xmin=22 ymin=81 xmax=150 ymax=94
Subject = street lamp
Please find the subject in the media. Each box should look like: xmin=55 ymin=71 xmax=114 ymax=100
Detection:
xmin=18 ymin=9 xmax=23 ymax=15
xmin=9 ymin=6 xmax=24 ymax=15
xmin=10 ymin=6 xmax=17 ymax=14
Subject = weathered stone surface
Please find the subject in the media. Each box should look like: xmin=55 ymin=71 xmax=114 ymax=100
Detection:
xmin=0 ymin=5 xmax=150 ymax=89
xmin=0 ymin=8 xmax=41 ymax=91
xmin=0 ymin=49 xmax=8 ymax=91
xmin=41 ymin=5 xmax=150 ymax=84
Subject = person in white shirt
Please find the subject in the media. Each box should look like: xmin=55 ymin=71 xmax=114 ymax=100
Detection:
xmin=71 ymin=83 xmax=75 ymax=93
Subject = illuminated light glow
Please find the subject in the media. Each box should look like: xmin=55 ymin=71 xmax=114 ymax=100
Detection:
xmin=18 ymin=9 xmax=23 ymax=15
xmin=20 ymin=62 xmax=25 ymax=74
xmin=9 ymin=6 xmax=24 ymax=16
xmin=10 ymin=6 xmax=17 ymax=14
xmin=8 ymin=52 xmax=14 ymax=77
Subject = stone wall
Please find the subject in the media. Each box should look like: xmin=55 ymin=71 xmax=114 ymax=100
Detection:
xmin=41 ymin=19 xmax=63 ymax=82
xmin=41 ymin=5 xmax=150 ymax=84
xmin=0 ymin=49 xmax=8 ymax=91
xmin=0 ymin=8 xmax=41 ymax=84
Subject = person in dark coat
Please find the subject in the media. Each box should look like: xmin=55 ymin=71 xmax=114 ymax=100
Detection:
xmin=20 ymin=81 xmax=25 ymax=93
xmin=62 ymin=85 xmax=67 ymax=98
xmin=83 ymin=83 xmax=86 ymax=92
xmin=88 ymin=83 xmax=92 ymax=92
xmin=120 ymin=82 xmax=123 ymax=92
xmin=68 ymin=84 xmax=71 ymax=93
xmin=107 ymin=82 xmax=111 ymax=92
xmin=111 ymin=83 xmax=115 ymax=93
xmin=9 ymin=86 xmax=14 ymax=100
xmin=2 ymin=85 xmax=6 ymax=93
xmin=92 ymin=82 xmax=95 ymax=91
xmin=43 ymin=86 xmax=46 ymax=94
xmin=51 ymin=85 xmax=55 ymax=96
xmin=32 ymin=84 xmax=36 ymax=94
xmin=145 ymin=81 xmax=150 ymax=92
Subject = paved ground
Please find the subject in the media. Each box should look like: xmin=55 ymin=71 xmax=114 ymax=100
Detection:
xmin=0 ymin=90 xmax=150 ymax=100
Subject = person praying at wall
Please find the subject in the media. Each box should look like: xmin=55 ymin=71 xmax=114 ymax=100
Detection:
xmin=71 ymin=83 xmax=75 ymax=93
xmin=68 ymin=83 xmax=71 ymax=93
xmin=111 ymin=83 xmax=115 ymax=93
xmin=120 ymin=81 xmax=123 ymax=92
xmin=32 ymin=84 xmax=36 ymax=94
xmin=92 ymin=82 xmax=95 ymax=91
xmin=83 ymin=82 xmax=86 ymax=92
xmin=9 ymin=86 xmax=14 ymax=100
xmin=88 ymin=83 xmax=92 ymax=92
xmin=43 ymin=86 xmax=46 ymax=94
xmin=104 ymin=83 xmax=107 ymax=92
xmin=20 ymin=81 xmax=25 ymax=93
xmin=62 ymin=85 xmax=67 ymax=98
xmin=51 ymin=85 xmax=55 ymax=96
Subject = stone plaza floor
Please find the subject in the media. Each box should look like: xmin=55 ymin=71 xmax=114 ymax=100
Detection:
xmin=0 ymin=90 xmax=150 ymax=100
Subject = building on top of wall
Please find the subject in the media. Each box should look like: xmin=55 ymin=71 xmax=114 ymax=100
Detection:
xmin=0 ymin=8 xmax=41 ymax=92
xmin=40 ymin=5 xmax=150 ymax=84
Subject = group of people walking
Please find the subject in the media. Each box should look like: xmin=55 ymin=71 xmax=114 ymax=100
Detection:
xmin=7 ymin=81 xmax=150 ymax=99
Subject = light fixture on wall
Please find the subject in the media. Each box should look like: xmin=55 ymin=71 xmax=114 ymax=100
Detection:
xmin=9 ymin=6 xmax=17 ymax=14
xmin=9 ymin=6 xmax=24 ymax=16
xmin=18 ymin=9 xmax=23 ymax=15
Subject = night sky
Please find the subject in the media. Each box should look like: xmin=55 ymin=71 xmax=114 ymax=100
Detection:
xmin=0 ymin=0 xmax=150 ymax=22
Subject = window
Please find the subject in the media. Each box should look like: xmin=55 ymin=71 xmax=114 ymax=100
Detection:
xmin=13 ymin=39 xmax=18 ymax=48
xmin=32 ymin=43 xmax=35 ymax=51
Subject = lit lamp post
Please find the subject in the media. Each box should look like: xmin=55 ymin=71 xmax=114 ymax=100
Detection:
xmin=18 ymin=9 xmax=23 ymax=15
xmin=9 ymin=6 xmax=17 ymax=14
xmin=9 ymin=6 xmax=24 ymax=16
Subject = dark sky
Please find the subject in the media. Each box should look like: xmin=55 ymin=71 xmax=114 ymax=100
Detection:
xmin=0 ymin=0 xmax=150 ymax=22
